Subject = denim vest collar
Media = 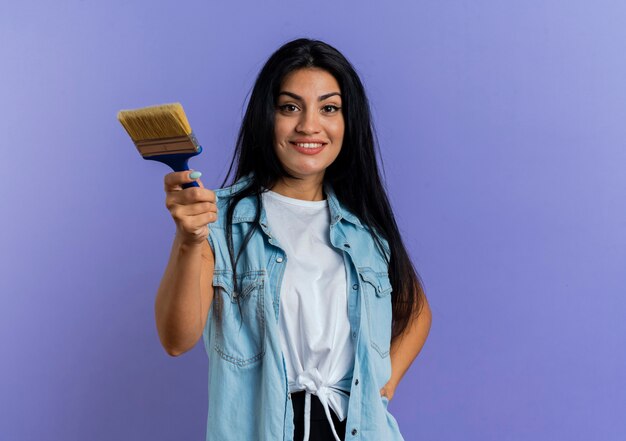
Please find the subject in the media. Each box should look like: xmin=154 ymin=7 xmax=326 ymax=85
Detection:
xmin=227 ymin=173 xmax=363 ymax=229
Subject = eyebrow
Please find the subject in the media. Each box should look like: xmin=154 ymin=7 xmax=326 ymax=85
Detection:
xmin=278 ymin=91 xmax=342 ymax=101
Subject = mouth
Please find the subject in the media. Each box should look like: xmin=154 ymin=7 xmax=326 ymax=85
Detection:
xmin=289 ymin=141 xmax=327 ymax=155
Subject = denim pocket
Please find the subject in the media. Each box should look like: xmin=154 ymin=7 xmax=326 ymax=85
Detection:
xmin=212 ymin=269 xmax=266 ymax=367
xmin=358 ymin=267 xmax=393 ymax=358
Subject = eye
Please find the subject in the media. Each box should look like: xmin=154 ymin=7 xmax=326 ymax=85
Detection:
xmin=321 ymin=105 xmax=341 ymax=113
xmin=278 ymin=104 xmax=299 ymax=112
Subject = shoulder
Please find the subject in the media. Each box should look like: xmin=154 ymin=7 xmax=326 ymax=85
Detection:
xmin=211 ymin=174 xmax=257 ymax=229
xmin=327 ymin=185 xmax=390 ymax=260
xmin=213 ymin=173 xmax=254 ymax=199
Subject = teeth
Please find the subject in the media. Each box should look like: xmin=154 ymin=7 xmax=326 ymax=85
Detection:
xmin=295 ymin=143 xmax=323 ymax=148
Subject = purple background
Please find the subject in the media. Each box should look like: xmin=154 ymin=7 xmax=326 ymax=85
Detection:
xmin=2 ymin=1 xmax=625 ymax=440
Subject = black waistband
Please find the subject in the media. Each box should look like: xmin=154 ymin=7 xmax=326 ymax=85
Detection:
xmin=290 ymin=391 xmax=349 ymax=421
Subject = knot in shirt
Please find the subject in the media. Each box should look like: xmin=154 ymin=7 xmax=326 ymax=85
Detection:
xmin=291 ymin=368 xmax=350 ymax=441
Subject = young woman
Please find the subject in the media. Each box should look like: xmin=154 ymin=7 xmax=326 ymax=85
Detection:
xmin=155 ymin=38 xmax=432 ymax=441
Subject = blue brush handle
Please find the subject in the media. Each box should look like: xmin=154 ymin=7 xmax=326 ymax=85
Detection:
xmin=143 ymin=146 xmax=203 ymax=189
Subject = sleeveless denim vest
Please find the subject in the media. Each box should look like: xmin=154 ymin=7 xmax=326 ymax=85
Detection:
xmin=203 ymin=173 xmax=404 ymax=440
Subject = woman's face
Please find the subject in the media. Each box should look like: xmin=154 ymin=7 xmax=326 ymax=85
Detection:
xmin=273 ymin=68 xmax=344 ymax=182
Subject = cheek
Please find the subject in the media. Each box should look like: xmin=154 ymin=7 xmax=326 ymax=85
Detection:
xmin=330 ymin=118 xmax=345 ymax=141
xmin=274 ymin=117 xmax=290 ymax=141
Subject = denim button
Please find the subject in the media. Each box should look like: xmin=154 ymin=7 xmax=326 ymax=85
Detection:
xmin=352 ymin=331 xmax=357 ymax=339
xmin=276 ymin=257 xmax=283 ymax=263
xmin=355 ymin=379 xmax=359 ymax=385
xmin=352 ymin=284 xmax=358 ymax=290
xmin=344 ymin=243 xmax=350 ymax=248
xmin=351 ymin=428 xmax=358 ymax=436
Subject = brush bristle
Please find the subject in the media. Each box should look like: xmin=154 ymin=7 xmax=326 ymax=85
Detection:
xmin=117 ymin=103 xmax=192 ymax=141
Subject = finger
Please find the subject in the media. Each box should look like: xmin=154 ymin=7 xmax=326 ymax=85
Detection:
xmin=174 ymin=201 xmax=218 ymax=217
xmin=178 ymin=187 xmax=218 ymax=205
xmin=163 ymin=171 xmax=188 ymax=191
xmin=166 ymin=185 xmax=216 ymax=207
xmin=164 ymin=170 xmax=203 ymax=192
xmin=178 ymin=212 xmax=218 ymax=231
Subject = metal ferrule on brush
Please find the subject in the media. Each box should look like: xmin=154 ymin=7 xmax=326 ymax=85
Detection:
xmin=134 ymin=132 xmax=201 ymax=157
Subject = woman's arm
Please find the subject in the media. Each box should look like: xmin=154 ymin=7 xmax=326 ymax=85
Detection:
xmin=154 ymin=234 xmax=215 ymax=356
xmin=154 ymin=171 xmax=218 ymax=357
xmin=380 ymin=292 xmax=432 ymax=400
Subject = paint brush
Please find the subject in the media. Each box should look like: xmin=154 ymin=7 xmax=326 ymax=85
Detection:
xmin=117 ymin=102 xmax=202 ymax=188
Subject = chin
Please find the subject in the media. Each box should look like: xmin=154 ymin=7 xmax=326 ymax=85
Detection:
xmin=285 ymin=164 xmax=328 ymax=178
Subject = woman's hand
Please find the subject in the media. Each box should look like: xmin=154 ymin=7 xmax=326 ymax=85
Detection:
xmin=380 ymin=380 xmax=396 ymax=401
xmin=164 ymin=170 xmax=218 ymax=246
xmin=380 ymin=380 xmax=397 ymax=401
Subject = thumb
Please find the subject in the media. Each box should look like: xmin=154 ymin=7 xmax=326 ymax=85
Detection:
xmin=188 ymin=170 xmax=205 ymax=188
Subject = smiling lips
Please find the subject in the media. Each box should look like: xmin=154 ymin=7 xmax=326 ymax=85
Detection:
xmin=289 ymin=140 xmax=327 ymax=155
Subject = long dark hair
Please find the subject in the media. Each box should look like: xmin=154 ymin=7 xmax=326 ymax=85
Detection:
xmin=220 ymin=38 xmax=426 ymax=342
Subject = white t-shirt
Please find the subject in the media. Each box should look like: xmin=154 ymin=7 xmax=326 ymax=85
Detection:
xmin=261 ymin=189 xmax=354 ymax=441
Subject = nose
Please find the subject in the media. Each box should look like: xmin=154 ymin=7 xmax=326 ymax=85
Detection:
xmin=295 ymin=109 xmax=321 ymax=134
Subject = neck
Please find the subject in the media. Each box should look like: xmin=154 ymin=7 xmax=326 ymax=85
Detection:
xmin=269 ymin=175 xmax=326 ymax=201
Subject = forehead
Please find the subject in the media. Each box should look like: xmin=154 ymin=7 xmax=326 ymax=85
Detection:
xmin=279 ymin=68 xmax=341 ymax=95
